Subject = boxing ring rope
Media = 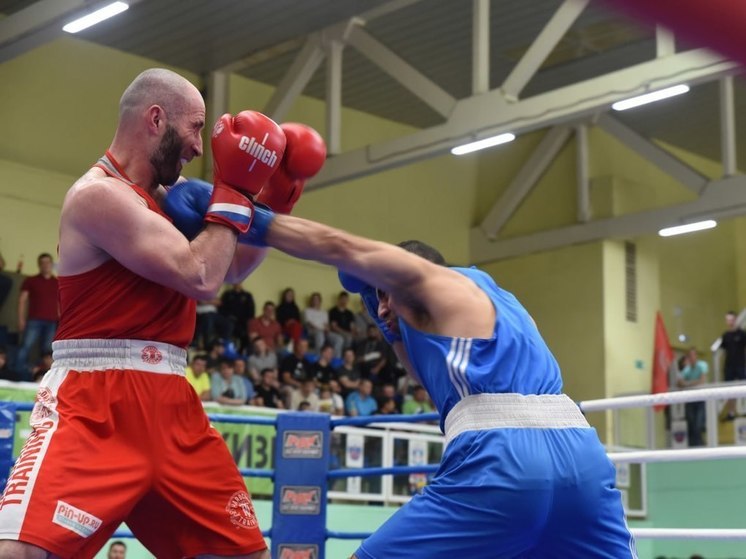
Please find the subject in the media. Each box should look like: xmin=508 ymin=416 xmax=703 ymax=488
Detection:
xmin=579 ymin=384 xmax=746 ymax=412
xmin=2 ymin=382 xmax=746 ymax=555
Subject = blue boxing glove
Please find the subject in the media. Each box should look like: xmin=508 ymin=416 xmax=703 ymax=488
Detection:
xmin=162 ymin=179 xmax=212 ymax=240
xmin=338 ymin=270 xmax=402 ymax=344
xmin=164 ymin=179 xmax=276 ymax=245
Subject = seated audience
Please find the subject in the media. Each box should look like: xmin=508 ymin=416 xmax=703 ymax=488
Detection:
xmin=186 ymin=354 xmax=211 ymax=401
xmin=356 ymin=325 xmax=387 ymax=382
xmin=336 ymin=348 xmax=362 ymax=397
xmin=279 ymin=338 xmax=313 ymax=391
xmin=247 ymin=338 xmax=278 ymax=384
xmin=328 ymin=291 xmax=356 ymax=357
xmin=289 ymin=378 xmax=320 ymax=412
xmin=211 ymin=358 xmax=252 ymax=406
xmin=276 ymin=288 xmax=303 ymax=344
xmin=345 ymin=379 xmax=378 ymax=417
xmin=248 ymin=301 xmax=283 ymax=352
xmin=254 ymin=368 xmax=285 ymax=409
xmin=303 ymin=292 xmax=329 ymax=351
xmin=220 ymin=283 xmax=255 ymax=352
xmin=402 ymin=385 xmax=435 ymax=415
xmin=311 ymin=344 xmax=337 ymax=388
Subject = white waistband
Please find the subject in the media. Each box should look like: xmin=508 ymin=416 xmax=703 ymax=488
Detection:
xmin=51 ymin=339 xmax=187 ymax=376
xmin=444 ymin=393 xmax=590 ymax=445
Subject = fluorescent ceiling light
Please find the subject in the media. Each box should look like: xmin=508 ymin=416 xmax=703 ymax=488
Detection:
xmin=612 ymin=84 xmax=690 ymax=111
xmin=658 ymin=219 xmax=717 ymax=237
xmin=451 ymin=133 xmax=515 ymax=155
xmin=63 ymin=2 xmax=129 ymax=33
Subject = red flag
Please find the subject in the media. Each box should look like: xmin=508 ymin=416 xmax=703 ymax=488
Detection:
xmin=652 ymin=312 xmax=674 ymax=411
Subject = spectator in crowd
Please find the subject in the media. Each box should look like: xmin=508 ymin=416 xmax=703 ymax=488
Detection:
xmin=193 ymin=297 xmax=231 ymax=350
xmin=677 ymin=347 xmax=709 ymax=447
xmin=0 ymin=252 xmax=11 ymax=312
xmin=211 ymin=357 xmax=252 ymax=406
xmin=107 ymin=540 xmax=127 ymax=559
xmin=303 ymin=292 xmax=329 ymax=351
xmin=318 ymin=387 xmax=336 ymax=414
xmin=353 ymin=295 xmax=375 ymax=345
xmin=289 ymin=378 xmax=319 ymax=412
xmin=220 ymin=283 xmax=255 ymax=351
xmin=276 ymin=288 xmax=303 ymax=344
xmin=356 ymin=324 xmax=388 ymax=382
xmin=328 ymin=291 xmax=356 ymax=357
xmin=377 ymin=383 xmax=402 ymax=413
xmin=248 ymin=301 xmax=284 ymax=352
xmin=336 ymin=348 xmax=362 ymax=397
xmin=311 ymin=343 xmax=337 ymax=388
xmin=254 ymin=368 xmax=285 ymax=409
xmin=0 ymin=347 xmax=16 ymax=382
xmin=377 ymin=398 xmax=399 ymax=415
xmin=247 ymin=338 xmax=278 ymax=385
xmin=16 ymin=253 xmax=59 ymax=380
xmin=402 ymin=385 xmax=435 ymax=415
xmin=204 ymin=338 xmax=226 ymax=371
xmin=279 ymin=338 xmax=313 ymax=394
xmin=31 ymin=350 xmax=53 ymax=383
xmin=233 ymin=356 xmax=256 ymax=405
xmin=327 ymin=379 xmax=346 ymax=415
xmin=720 ymin=310 xmax=746 ymax=421
xmin=345 ymin=379 xmax=378 ymax=417
xmin=186 ymin=354 xmax=211 ymax=401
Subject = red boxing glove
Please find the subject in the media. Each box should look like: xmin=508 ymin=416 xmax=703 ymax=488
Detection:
xmin=256 ymin=123 xmax=326 ymax=214
xmin=211 ymin=111 xmax=287 ymax=198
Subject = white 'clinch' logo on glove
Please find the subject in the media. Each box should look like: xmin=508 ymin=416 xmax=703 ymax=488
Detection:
xmin=238 ymin=134 xmax=279 ymax=171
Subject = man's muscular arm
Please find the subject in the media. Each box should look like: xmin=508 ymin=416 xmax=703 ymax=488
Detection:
xmin=68 ymin=181 xmax=237 ymax=300
xmin=260 ymin=214 xmax=495 ymax=340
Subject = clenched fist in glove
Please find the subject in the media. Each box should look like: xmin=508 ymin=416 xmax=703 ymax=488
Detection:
xmin=256 ymin=123 xmax=326 ymax=214
xmin=205 ymin=111 xmax=287 ymax=234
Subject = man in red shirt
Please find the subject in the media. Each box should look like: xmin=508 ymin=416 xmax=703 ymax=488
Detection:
xmin=15 ymin=253 xmax=58 ymax=381
xmin=248 ymin=301 xmax=284 ymax=352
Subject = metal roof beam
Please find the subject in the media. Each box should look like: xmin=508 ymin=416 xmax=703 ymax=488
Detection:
xmin=308 ymin=48 xmax=734 ymax=190
xmin=501 ymin=0 xmax=589 ymax=101
xmin=264 ymin=34 xmax=325 ymax=123
xmin=326 ymin=39 xmax=344 ymax=155
xmin=720 ymin=76 xmax=737 ymax=177
xmin=480 ymin=126 xmax=572 ymax=238
xmin=576 ymin=124 xmax=590 ymax=223
xmin=472 ymin=0 xmax=490 ymax=95
xmin=347 ymin=27 xmax=456 ymax=119
xmin=597 ymin=114 xmax=708 ymax=194
xmin=469 ymin=174 xmax=746 ymax=263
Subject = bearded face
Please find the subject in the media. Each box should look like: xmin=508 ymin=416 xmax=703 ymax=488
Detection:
xmin=150 ymin=123 xmax=184 ymax=187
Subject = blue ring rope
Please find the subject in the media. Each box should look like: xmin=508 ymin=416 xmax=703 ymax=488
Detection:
xmin=328 ymin=464 xmax=438 ymax=478
xmin=331 ymin=412 xmax=438 ymax=427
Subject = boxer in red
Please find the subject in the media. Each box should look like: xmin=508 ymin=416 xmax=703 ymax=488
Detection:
xmin=0 ymin=68 xmax=287 ymax=559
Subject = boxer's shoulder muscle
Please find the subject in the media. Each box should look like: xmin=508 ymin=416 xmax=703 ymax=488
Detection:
xmin=58 ymin=171 xmax=146 ymax=275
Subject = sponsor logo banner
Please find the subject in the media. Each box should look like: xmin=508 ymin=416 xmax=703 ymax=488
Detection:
xmin=280 ymin=485 xmax=321 ymax=515
xmin=282 ymin=430 xmax=323 ymax=459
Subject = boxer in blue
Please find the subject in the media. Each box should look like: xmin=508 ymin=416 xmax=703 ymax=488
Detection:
xmin=166 ymin=185 xmax=637 ymax=559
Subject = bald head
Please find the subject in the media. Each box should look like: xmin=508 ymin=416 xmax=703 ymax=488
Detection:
xmin=119 ymin=68 xmax=202 ymax=123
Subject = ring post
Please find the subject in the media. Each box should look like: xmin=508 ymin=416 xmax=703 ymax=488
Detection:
xmin=0 ymin=402 xmax=16 ymax=489
xmin=272 ymin=412 xmax=330 ymax=559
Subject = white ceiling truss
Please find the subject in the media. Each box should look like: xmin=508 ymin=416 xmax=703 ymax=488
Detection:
xmin=210 ymin=0 xmax=740 ymax=262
